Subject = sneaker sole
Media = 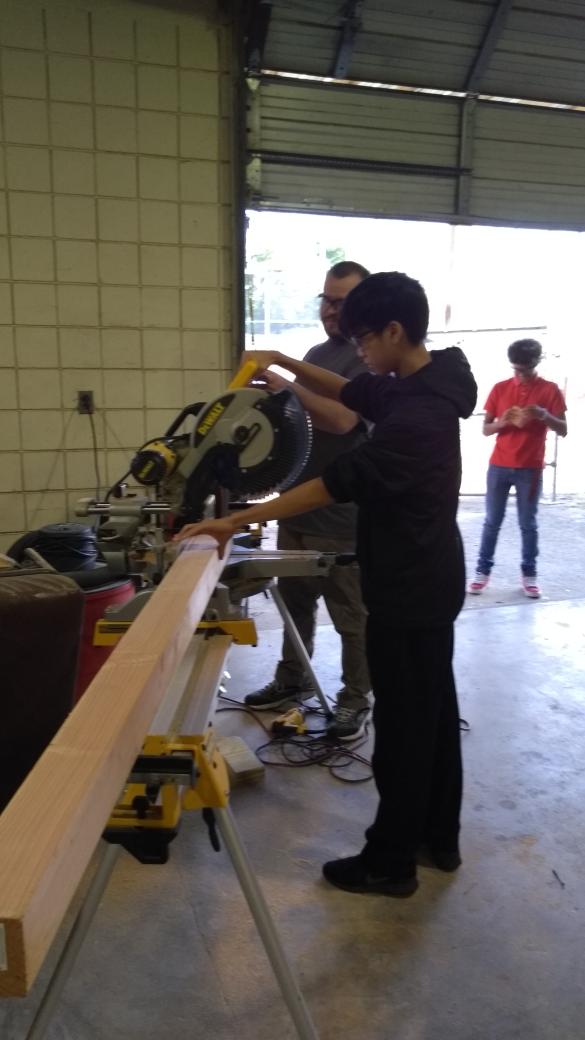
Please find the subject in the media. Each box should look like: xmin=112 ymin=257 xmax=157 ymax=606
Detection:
xmin=323 ymin=875 xmax=418 ymax=897
xmin=244 ymin=691 xmax=315 ymax=712
xmin=328 ymin=720 xmax=368 ymax=743
xmin=244 ymin=695 xmax=300 ymax=712
xmin=523 ymin=589 xmax=541 ymax=599
xmin=417 ymin=848 xmax=462 ymax=872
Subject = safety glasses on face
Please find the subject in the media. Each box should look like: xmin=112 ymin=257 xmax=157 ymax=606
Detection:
xmin=349 ymin=330 xmax=374 ymax=349
xmin=317 ymin=293 xmax=345 ymax=311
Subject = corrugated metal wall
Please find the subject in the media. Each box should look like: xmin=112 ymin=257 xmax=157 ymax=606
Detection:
xmin=247 ymin=81 xmax=459 ymax=218
xmin=248 ymin=80 xmax=585 ymax=227
xmin=246 ymin=0 xmax=585 ymax=229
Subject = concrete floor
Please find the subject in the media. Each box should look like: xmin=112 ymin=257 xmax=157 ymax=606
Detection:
xmin=2 ymin=498 xmax=585 ymax=1040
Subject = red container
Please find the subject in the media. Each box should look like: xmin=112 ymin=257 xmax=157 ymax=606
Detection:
xmin=74 ymin=579 xmax=135 ymax=702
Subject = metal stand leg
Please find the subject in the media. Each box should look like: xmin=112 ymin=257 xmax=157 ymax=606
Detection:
xmin=269 ymin=586 xmax=331 ymax=716
xmin=25 ymin=843 xmax=121 ymax=1040
xmin=216 ymin=807 xmax=319 ymax=1040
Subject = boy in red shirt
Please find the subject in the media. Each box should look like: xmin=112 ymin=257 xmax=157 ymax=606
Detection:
xmin=469 ymin=339 xmax=567 ymax=599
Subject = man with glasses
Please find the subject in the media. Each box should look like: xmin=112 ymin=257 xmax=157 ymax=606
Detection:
xmin=469 ymin=338 xmax=567 ymax=598
xmin=245 ymin=260 xmax=372 ymax=741
xmin=175 ymin=271 xmax=478 ymax=896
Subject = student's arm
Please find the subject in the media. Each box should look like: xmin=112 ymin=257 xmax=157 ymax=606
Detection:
xmin=524 ymin=406 xmax=567 ymax=437
xmin=241 ymin=350 xmax=349 ymax=400
xmin=482 ymin=385 xmax=516 ymax=436
xmin=174 ymin=479 xmax=333 ymax=557
xmin=482 ymin=399 xmax=526 ymax=436
xmin=483 ymin=412 xmax=512 ymax=436
xmin=262 ymin=371 xmax=359 ymax=434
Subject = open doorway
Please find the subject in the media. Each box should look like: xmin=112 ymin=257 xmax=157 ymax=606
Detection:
xmin=246 ymin=211 xmax=584 ymax=497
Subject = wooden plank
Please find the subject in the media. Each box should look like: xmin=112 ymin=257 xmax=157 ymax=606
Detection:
xmin=216 ymin=737 xmax=266 ymax=786
xmin=0 ymin=538 xmax=225 ymax=997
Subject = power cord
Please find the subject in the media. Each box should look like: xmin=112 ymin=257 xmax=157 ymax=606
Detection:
xmin=87 ymin=411 xmax=102 ymax=501
xmin=217 ymin=693 xmax=373 ymax=784
xmin=217 ymin=692 xmax=471 ymax=785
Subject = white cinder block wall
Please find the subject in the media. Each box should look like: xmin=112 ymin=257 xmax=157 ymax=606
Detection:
xmin=0 ymin=0 xmax=238 ymax=550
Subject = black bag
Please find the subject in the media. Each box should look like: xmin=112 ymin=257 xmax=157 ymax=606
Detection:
xmin=0 ymin=569 xmax=84 ymax=811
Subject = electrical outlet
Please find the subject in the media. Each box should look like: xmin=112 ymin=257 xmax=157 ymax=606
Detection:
xmin=77 ymin=390 xmax=95 ymax=415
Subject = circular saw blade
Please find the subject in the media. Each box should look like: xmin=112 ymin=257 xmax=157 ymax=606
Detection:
xmin=237 ymin=389 xmax=312 ymax=498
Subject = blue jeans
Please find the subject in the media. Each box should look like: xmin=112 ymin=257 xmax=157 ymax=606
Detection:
xmin=477 ymin=465 xmax=543 ymax=578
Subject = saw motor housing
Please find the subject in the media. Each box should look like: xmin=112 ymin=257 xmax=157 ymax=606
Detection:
xmin=128 ymin=386 xmax=312 ymax=527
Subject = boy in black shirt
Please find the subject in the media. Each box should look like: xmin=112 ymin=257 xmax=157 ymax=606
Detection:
xmin=175 ymin=272 xmax=477 ymax=897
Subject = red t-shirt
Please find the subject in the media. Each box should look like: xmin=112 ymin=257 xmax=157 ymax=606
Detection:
xmin=485 ymin=376 xmax=566 ymax=469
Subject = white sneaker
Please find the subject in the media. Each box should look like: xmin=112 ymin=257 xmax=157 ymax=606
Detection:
xmin=522 ymin=576 xmax=541 ymax=599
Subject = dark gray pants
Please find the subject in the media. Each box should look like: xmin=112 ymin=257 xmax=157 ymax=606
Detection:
xmin=274 ymin=527 xmax=370 ymax=711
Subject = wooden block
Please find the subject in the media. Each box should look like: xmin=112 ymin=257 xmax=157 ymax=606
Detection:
xmin=216 ymin=736 xmax=265 ymax=785
xmin=0 ymin=537 xmax=227 ymax=997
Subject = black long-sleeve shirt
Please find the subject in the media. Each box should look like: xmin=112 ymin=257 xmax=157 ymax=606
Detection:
xmin=322 ymin=348 xmax=478 ymax=628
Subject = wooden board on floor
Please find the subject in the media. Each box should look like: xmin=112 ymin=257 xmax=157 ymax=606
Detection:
xmin=0 ymin=538 xmax=226 ymax=997
xmin=216 ymin=736 xmax=266 ymax=785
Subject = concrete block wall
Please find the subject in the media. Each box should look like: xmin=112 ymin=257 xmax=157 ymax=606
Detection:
xmin=0 ymin=0 xmax=238 ymax=551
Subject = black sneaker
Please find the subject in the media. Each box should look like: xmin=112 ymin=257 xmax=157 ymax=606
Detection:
xmin=327 ymin=705 xmax=370 ymax=742
xmin=417 ymin=845 xmax=462 ymax=872
xmin=322 ymin=855 xmax=418 ymax=897
xmin=244 ymin=679 xmax=314 ymax=711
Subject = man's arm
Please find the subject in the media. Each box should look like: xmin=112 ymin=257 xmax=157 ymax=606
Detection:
xmin=524 ymin=405 xmax=567 ymax=437
xmin=263 ymin=371 xmax=359 ymax=434
xmin=174 ymin=478 xmax=333 ymax=556
xmin=242 ymin=350 xmax=349 ymax=400
xmin=483 ymin=411 xmax=512 ymax=436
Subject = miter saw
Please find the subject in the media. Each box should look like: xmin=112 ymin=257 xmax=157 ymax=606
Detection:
xmin=79 ymin=360 xmax=342 ymax=720
xmin=77 ymin=361 xmax=312 ymax=570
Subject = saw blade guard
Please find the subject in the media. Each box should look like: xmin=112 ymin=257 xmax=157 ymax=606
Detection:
xmin=180 ymin=386 xmax=312 ymax=501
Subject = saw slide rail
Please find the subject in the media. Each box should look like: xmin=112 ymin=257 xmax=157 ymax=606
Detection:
xmin=0 ymin=539 xmax=224 ymax=998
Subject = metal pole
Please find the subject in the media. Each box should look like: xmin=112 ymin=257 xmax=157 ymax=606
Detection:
xmin=551 ymin=435 xmax=559 ymax=502
xmin=216 ymin=807 xmax=319 ymax=1040
xmin=25 ymin=843 xmax=121 ymax=1040
xmin=269 ymin=586 xmax=331 ymax=715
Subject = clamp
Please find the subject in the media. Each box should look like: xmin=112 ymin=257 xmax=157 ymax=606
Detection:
xmin=103 ymin=730 xmax=230 ymax=864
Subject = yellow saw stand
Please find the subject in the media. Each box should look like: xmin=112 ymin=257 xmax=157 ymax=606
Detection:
xmin=23 ymin=627 xmax=319 ymax=1040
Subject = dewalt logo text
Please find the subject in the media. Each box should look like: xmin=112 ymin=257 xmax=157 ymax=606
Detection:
xmin=197 ymin=402 xmax=225 ymax=436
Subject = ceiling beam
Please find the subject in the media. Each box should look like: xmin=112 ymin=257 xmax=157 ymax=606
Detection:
xmin=331 ymin=0 xmax=364 ymax=79
xmin=457 ymin=0 xmax=515 ymax=216
xmin=466 ymin=0 xmax=515 ymax=92
xmin=245 ymin=0 xmax=273 ymax=75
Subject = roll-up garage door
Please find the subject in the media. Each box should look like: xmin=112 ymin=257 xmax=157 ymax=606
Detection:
xmin=245 ymin=0 xmax=585 ymax=229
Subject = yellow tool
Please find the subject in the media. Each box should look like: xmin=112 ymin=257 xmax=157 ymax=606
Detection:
xmin=104 ymin=731 xmax=230 ymax=864
xmin=271 ymin=707 xmax=307 ymax=736
xmin=94 ymin=616 xmax=258 ymax=647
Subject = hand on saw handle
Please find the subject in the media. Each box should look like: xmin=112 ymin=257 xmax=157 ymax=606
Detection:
xmin=238 ymin=349 xmax=283 ymax=376
xmin=236 ymin=351 xmax=291 ymax=393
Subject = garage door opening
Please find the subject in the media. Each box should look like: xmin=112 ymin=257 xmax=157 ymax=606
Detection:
xmin=246 ymin=210 xmax=584 ymax=497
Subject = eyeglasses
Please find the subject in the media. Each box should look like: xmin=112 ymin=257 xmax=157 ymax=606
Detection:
xmin=317 ymin=293 xmax=345 ymax=311
xmin=349 ymin=330 xmax=373 ymax=349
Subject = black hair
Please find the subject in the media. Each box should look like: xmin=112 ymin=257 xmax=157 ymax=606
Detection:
xmin=339 ymin=271 xmax=429 ymax=345
xmin=507 ymin=339 xmax=542 ymax=366
xmin=328 ymin=260 xmax=370 ymax=281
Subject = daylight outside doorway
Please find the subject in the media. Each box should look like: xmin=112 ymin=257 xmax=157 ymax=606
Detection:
xmin=245 ymin=211 xmax=584 ymax=497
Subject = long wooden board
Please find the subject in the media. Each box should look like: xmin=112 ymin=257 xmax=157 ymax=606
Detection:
xmin=0 ymin=539 xmax=225 ymax=997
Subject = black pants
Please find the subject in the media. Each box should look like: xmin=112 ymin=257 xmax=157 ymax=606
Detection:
xmin=363 ymin=616 xmax=463 ymax=873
